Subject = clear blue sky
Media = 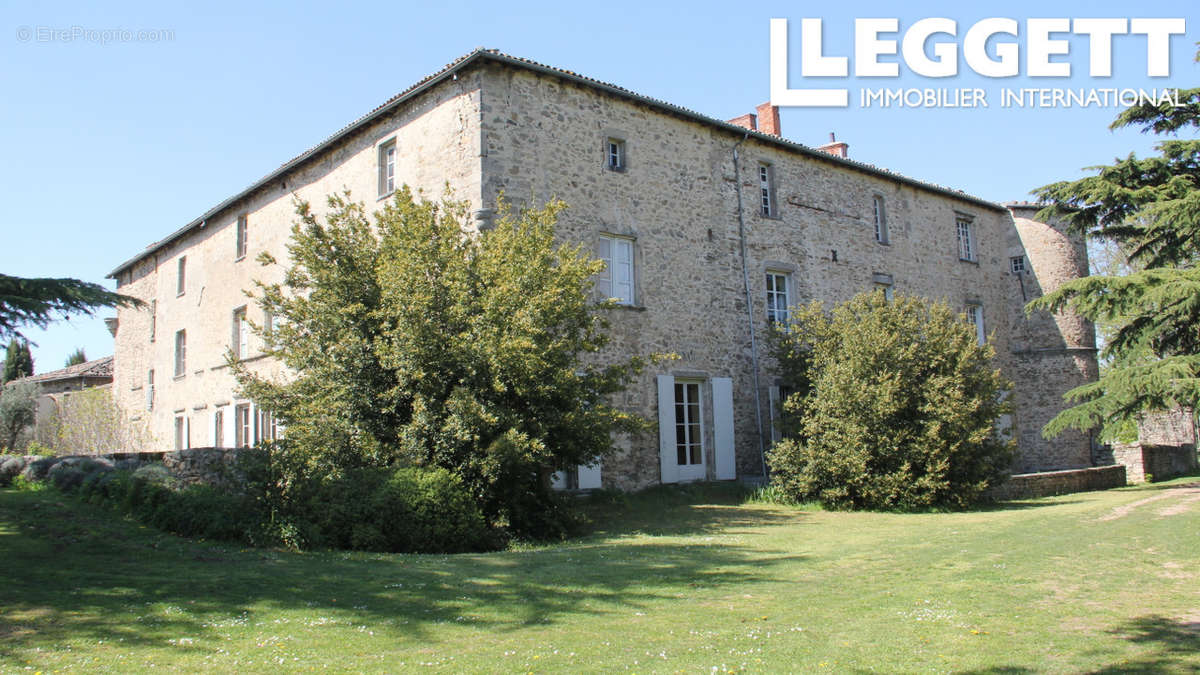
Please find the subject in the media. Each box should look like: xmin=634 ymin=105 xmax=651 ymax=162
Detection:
xmin=1 ymin=0 xmax=1195 ymax=371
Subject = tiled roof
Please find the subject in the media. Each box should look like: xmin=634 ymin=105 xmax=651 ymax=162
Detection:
xmin=109 ymin=48 xmax=1005 ymax=278
xmin=11 ymin=356 xmax=114 ymax=385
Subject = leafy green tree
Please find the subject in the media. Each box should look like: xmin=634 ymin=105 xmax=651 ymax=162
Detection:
xmin=3 ymin=338 xmax=33 ymax=383
xmin=234 ymin=188 xmax=651 ymax=538
xmin=0 ymin=380 xmax=38 ymax=452
xmin=64 ymin=348 xmax=87 ymax=367
xmin=0 ymin=274 xmax=142 ymax=342
xmin=767 ymin=292 xmax=1013 ymax=510
xmin=1029 ymin=58 xmax=1200 ymax=437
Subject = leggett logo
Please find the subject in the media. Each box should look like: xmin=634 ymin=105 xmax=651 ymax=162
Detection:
xmin=769 ymin=17 xmax=1188 ymax=109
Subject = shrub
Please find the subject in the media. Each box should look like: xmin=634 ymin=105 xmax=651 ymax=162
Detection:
xmin=231 ymin=191 xmax=654 ymax=541
xmin=48 ymin=457 xmax=113 ymax=493
xmin=69 ymin=465 xmax=257 ymax=543
xmin=39 ymin=387 xmax=155 ymax=456
xmin=25 ymin=441 xmax=54 ymax=457
xmin=21 ymin=456 xmax=58 ymax=482
xmin=0 ymin=381 xmax=37 ymax=452
xmin=145 ymin=484 xmax=256 ymax=541
xmin=237 ymin=444 xmax=501 ymax=553
xmin=768 ymin=292 xmax=1014 ymax=510
xmin=367 ymin=467 xmax=495 ymax=553
xmin=0 ymin=455 xmax=24 ymax=487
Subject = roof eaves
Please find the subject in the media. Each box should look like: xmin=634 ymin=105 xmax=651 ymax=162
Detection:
xmin=476 ymin=51 xmax=1004 ymax=213
xmin=110 ymin=48 xmax=1005 ymax=278
xmin=108 ymin=48 xmax=494 ymax=278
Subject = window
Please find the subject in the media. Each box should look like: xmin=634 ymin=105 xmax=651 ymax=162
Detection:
xmin=759 ymin=164 xmax=777 ymax=217
xmin=596 ymin=235 xmax=634 ymax=305
xmin=606 ymin=138 xmax=625 ymax=171
xmin=232 ymin=307 xmax=249 ymax=359
xmin=177 ymin=256 xmax=186 ymax=295
xmin=236 ymin=214 xmax=248 ymax=259
xmin=257 ymin=409 xmax=278 ymax=444
xmin=873 ymin=195 xmax=889 ymax=244
xmin=264 ymin=309 xmax=281 ymax=337
xmin=146 ymin=369 xmax=154 ymax=411
xmin=173 ymin=330 xmax=186 ymax=377
xmin=149 ymin=299 xmax=156 ymax=342
xmin=174 ymin=415 xmax=188 ymax=451
xmin=214 ymin=409 xmax=225 ymax=448
xmin=378 ymin=139 xmax=396 ymax=196
xmin=965 ymin=304 xmax=985 ymax=345
xmin=674 ymin=381 xmax=703 ymax=469
xmin=1010 ymin=255 xmax=1026 ymax=274
xmin=766 ymin=272 xmax=790 ymax=323
xmin=875 ymin=282 xmax=894 ymax=301
xmin=956 ymin=217 xmax=975 ymax=261
xmin=235 ymin=403 xmax=252 ymax=448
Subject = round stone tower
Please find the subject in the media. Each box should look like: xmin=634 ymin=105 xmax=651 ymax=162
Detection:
xmin=1004 ymin=202 xmax=1100 ymax=471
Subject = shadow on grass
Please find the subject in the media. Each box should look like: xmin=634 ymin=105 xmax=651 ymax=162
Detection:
xmin=1138 ymin=478 xmax=1200 ymax=491
xmin=1087 ymin=614 xmax=1200 ymax=674
xmin=974 ymin=499 xmax=1086 ymax=512
xmin=948 ymin=615 xmax=1200 ymax=675
xmin=578 ymin=481 xmax=809 ymax=537
xmin=0 ymin=486 xmax=804 ymax=660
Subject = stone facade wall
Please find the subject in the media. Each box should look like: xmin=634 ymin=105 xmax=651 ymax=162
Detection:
xmin=1138 ymin=407 xmax=1196 ymax=446
xmin=110 ymin=55 xmax=1099 ymax=492
xmin=985 ymin=465 xmax=1126 ymax=501
xmin=1111 ymin=442 xmax=1198 ymax=483
xmin=112 ymin=74 xmax=486 ymax=450
xmin=477 ymin=63 xmax=1088 ymax=489
xmin=1004 ymin=204 xmax=1099 ymax=471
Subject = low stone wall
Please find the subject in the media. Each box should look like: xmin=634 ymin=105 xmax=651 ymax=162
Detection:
xmin=1 ymin=448 xmax=249 ymax=488
xmin=162 ymin=447 xmax=247 ymax=487
xmin=986 ymin=465 xmax=1126 ymax=501
xmin=1110 ymin=443 xmax=1198 ymax=483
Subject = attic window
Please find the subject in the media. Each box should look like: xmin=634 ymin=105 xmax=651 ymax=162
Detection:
xmin=378 ymin=139 xmax=396 ymax=196
xmin=606 ymin=138 xmax=626 ymax=171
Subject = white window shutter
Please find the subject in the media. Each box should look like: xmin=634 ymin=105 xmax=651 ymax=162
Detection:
xmin=595 ymin=238 xmax=612 ymax=298
xmin=657 ymin=374 xmax=679 ymax=484
xmin=184 ymin=416 xmax=191 ymax=450
xmin=613 ymin=239 xmax=633 ymax=304
xmin=225 ymin=408 xmax=236 ymax=449
xmin=577 ymin=461 xmax=602 ymax=489
xmin=712 ymin=377 xmax=736 ymax=480
xmin=768 ymin=385 xmax=781 ymax=443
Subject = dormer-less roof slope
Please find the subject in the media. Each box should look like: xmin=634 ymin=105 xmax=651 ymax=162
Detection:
xmin=109 ymin=48 xmax=1005 ymax=279
xmin=9 ymin=356 xmax=114 ymax=386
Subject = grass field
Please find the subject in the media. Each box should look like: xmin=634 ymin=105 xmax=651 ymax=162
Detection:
xmin=1 ymin=479 xmax=1198 ymax=673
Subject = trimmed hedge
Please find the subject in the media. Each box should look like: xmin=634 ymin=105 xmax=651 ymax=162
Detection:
xmin=34 ymin=452 xmax=497 ymax=554
xmin=261 ymin=465 xmax=497 ymax=553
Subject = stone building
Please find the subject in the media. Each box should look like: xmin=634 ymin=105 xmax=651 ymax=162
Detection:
xmin=107 ymin=49 xmax=1098 ymax=490
xmin=5 ymin=356 xmax=114 ymax=451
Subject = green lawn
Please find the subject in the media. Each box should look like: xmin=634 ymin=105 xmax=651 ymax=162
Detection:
xmin=1 ymin=480 xmax=1198 ymax=674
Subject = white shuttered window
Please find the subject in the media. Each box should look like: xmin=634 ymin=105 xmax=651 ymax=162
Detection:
xmin=597 ymin=235 xmax=634 ymax=305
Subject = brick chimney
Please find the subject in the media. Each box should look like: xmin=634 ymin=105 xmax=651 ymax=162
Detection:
xmin=755 ymin=102 xmax=781 ymax=136
xmin=817 ymin=132 xmax=849 ymax=158
xmin=727 ymin=113 xmax=756 ymax=131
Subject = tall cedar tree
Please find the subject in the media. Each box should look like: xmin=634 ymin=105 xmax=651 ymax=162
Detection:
xmin=1029 ymin=50 xmax=1200 ymax=436
xmin=232 ymin=188 xmax=652 ymax=537
xmin=65 ymin=348 xmax=87 ymax=367
xmin=3 ymin=338 xmax=33 ymax=383
xmin=0 ymin=274 xmax=142 ymax=341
